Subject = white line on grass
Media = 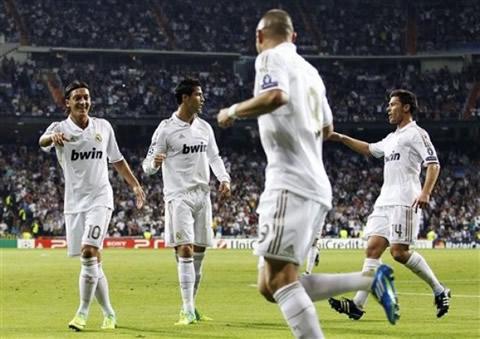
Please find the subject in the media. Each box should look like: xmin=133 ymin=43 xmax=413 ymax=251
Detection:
xmin=397 ymin=292 xmax=480 ymax=298
xmin=247 ymin=284 xmax=480 ymax=298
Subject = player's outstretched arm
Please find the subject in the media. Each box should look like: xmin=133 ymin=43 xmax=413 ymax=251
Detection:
xmin=39 ymin=132 xmax=70 ymax=147
xmin=412 ymin=163 xmax=440 ymax=212
xmin=217 ymin=89 xmax=288 ymax=128
xmin=112 ymin=159 xmax=146 ymax=209
xmin=328 ymin=132 xmax=372 ymax=156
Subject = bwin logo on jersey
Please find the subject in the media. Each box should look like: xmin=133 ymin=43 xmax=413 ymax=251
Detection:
xmin=385 ymin=151 xmax=400 ymax=163
xmin=71 ymin=148 xmax=103 ymax=161
xmin=182 ymin=143 xmax=207 ymax=154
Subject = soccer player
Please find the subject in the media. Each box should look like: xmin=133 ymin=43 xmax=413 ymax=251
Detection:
xmin=217 ymin=9 xmax=399 ymax=338
xmin=328 ymin=89 xmax=451 ymax=320
xmin=142 ymin=78 xmax=231 ymax=325
xmin=39 ymin=80 xmax=146 ymax=331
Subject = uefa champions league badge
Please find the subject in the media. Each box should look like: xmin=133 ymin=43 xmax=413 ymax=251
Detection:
xmin=261 ymin=74 xmax=278 ymax=90
xmin=95 ymin=133 xmax=102 ymax=143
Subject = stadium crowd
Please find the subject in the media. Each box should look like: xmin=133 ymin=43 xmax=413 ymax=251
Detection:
xmin=1 ymin=56 xmax=477 ymax=121
xmin=2 ymin=0 xmax=477 ymax=54
xmin=1 ymin=143 xmax=478 ymax=243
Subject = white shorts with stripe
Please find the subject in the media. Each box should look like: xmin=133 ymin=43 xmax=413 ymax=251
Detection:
xmin=164 ymin=188 xmax=213 ymax=248
xmin=65 ymin=206 xmax=113 ymax=257
xmin=254 ymin=189 xmax=329 ymax=265
xmin=363 ymin=205 xmax=419 ymax=245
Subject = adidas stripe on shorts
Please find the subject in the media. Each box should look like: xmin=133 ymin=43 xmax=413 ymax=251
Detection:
xmin=254 ymin=189 xmax=329 ymax=265
xmin=363 ymin=205 xmax=420 ymax=244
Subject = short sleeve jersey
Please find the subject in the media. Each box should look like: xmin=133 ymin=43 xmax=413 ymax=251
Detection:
xmin=40 ymin=117 xmax=123 ymax=214
xmin=143 ymin=113 xmax=229 ymax=202
xmin=369 ymin=121 xmax=439 ymax=207
xmin=254 ymin=42 xmax=333 ymax=208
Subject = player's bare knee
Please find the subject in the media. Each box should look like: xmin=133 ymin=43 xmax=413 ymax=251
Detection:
xmin=193 ymin=245 xmax=206 ymax=253
xmin=390 ymin=248 xmax=408 ymax=264
xmin=177 ymin=244 xmax=194 ymax=257
xmin=81 ymin=245 xmax=98 ymax=258
xmin=365 ymin=246 xmax=383 ymax=259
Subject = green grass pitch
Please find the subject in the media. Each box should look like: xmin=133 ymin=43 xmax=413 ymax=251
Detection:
xmin=1 ymin=248 xmax=479 ymax=338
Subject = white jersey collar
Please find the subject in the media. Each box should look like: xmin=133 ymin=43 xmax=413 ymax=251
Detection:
xmin=67 ymin=115 xmax=91 ymax=131
xmin=172 ymin=111 xmax=196 ymax=127
xmin=396 ymin=120 xmax=416 ymax=133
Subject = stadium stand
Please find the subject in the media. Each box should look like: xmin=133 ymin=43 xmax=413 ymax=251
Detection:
xmin=0 ymin=144 xmax=478 ymax=243
xmin=0 ymin=55 xmax=477 ymax=121
xmin=0 ymin=0 xmax=479 ymax=244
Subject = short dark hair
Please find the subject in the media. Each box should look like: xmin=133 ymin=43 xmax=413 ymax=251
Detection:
xmin=174 ymin=78 xmax=201 ymax=105
xmin=261 ymin=9 xmax=294 ymax=38
xmin=64 ymin=80 xmax=90 ymax=99
xmin=390 ymin=89 xmax=418 ymax=115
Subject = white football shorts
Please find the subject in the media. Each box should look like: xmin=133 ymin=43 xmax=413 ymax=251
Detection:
xmin=164 ymin=187 xmax=213 ymax=248
xmin=65 ymin=206 xmax=113 ymax=256
xmin=363 ymin=205 xmax=420 ymax=245
xmin=255 ymin=189 xmax=328 ymax=266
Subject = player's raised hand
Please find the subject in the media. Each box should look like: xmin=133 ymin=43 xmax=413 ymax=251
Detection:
xmin=51 ymin=132 xmax=70 ymax=146
xmin=153 ymin=153 xmax=166 ymax=168
xmin=219 ymin=181 xmax=231 ymax=200
xmin=217 ymin=108 xmax=235 ymax=129
xmin=133 ymin=185 xmax=146 ymax=209
xmin=412 ymin=192 xmax=430 ymax=212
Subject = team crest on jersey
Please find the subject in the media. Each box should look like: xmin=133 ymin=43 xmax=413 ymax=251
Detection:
xmin=261 ymin=74 xmax=278 ymax=90
xmin=95 ymin=133 xmax=102 ymax=143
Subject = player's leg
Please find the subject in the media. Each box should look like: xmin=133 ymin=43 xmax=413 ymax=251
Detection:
xmin=165 ymin=198 xmax=196 ymax=325
xmin=266 ymin=258 xmax=324 ymax=338
xmin=191 ymin=190 xmax=214 ymax=321
xmin=65 ymin=212 xmax=98 ymax=331
xmin=304 ymin=238 xmax=319 ymax=275
xmin=328 ymin=210 xmax=389 ymax=319
xmin=389 ymin=206 xmax=450 ymax=318
xmin=86 ymin=208 xmax=116 ymax=329
xmin=255 ymin=190 xmax=324 ymax=338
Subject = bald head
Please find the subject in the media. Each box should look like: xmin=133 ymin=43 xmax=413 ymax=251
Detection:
xmin=256 ymin=9 xmax=296 ymax=53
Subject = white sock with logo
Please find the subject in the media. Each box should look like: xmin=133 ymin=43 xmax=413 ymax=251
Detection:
xmin=178 ymin=257 xmax=195 ymax=313
xmin=273 ymin=281 xmax=324 ymax=339
xmin=405 ymin=251 xmax=444 ymax=294
xmin=193 ymin=252 xmax=205 ymax=299
xmin=352 ymin=258 xmax=382 ymax=309
xmin=305 ymin=246 xmax=319 ymax=274
xmin=299 ymin=272 xmax=373 ymax=302
xmin=77 ymin=257 xmax=99 ymax=317
xmin=95 ymin=262 xmax=115 ymax=316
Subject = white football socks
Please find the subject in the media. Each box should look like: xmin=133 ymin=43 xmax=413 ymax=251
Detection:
xmin=353 ymin=258 xmax=382 ymax=309
xmin=178 ymin=257 xmax=195 ymax=313
xmin=193 ymin=252 xmax=205 ymax=299
xmin=77 ymin=257 xmax=99 ymax=317
xmin=305 ymin=246 xmax=319 ymax=274
xmin=299 ymin=272 xmax=372 ymax=302
xmin=405 ymin=251 xmax=444 ymax=294
xmin=273 ymin=281 xmax=324 ymax=339
xmin=95 ymin=262 xmax=115 ymax=317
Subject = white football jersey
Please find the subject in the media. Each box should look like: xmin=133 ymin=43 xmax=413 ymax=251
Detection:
xmin=254 ymin=42 xmax=333 ymax=208
xmin=142 ymin=113 xmax=230 ymax=202
xmin=40 ymin=117 xmax=124 ymax=214
xmin=369 ymin=121 xmax=439 ymax=207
